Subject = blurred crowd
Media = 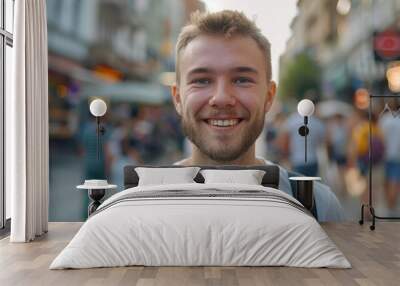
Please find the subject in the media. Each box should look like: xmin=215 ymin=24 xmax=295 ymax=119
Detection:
xmin=265 ymin=98 xmax=400 ymax=212
xmin=74 ymin=97 xmax=400 ymax=212
xmin=76 ymin=103 xmax=185 ymax=191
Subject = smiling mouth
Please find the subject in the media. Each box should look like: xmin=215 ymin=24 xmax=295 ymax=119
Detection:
xmin=204 ymin=118 xmax=243 ymax=128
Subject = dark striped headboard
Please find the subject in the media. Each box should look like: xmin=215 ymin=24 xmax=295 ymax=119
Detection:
xmin=123 ymin=164 xmax=280 ymax=189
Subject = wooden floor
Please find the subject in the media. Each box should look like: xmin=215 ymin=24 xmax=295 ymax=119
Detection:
xmin=0 ymin=222 xmax=399 ymax=286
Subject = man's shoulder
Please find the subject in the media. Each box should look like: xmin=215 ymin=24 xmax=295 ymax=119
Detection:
xmin=174 ymin=157 xmax=272 ymax=167
xmin=262 ymin=158 xmax=344 ymax=221
xmin=256 ymin=158 xmax=290 ymax=177
xmin=173 ymin=158 xmax=191 ymax=166
xmin=173 ymin=159 xmax=184 ymax=166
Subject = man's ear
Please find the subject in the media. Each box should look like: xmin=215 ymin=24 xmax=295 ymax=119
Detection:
xmin=171 ymin=84 xmax=182 ymax=116
xmin=264 ymin=81 xmax=277 ymax=114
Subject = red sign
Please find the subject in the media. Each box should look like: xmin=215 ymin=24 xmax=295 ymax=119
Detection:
xmin=373 ymin=29 xmax=400 ymax=61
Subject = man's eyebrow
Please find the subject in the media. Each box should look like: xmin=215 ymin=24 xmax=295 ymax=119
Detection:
xmin=186 ymin=66 xmax=259 ymax=76
xmin=187 ymin=67 xmax=213 ymax=76
xmin=232 ymin=66 xmax=259 ymax=74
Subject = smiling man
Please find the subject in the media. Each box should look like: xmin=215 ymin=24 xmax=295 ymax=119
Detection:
xmin=171 ymin=10 xmax=343 ymax=221
xmin=172 ymin=11 xmax=275 ymax=166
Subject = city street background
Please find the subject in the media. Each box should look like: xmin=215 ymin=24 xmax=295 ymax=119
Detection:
xmin=44 ymin=0 xmax=400 ymax=221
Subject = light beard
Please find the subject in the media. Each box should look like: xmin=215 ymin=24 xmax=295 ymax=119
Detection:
xmin=181 ymin=111 xmax=265 ymax=163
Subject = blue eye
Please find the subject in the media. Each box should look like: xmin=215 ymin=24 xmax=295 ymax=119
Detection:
xmin=234 ymin=77 xmax=253 ymax=84
xmin=191 ymin=78 xmax=211 ymax=85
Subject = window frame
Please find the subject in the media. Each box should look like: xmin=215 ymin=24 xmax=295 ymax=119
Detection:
xmin=1 ymin=0 xmax=14 ymax=232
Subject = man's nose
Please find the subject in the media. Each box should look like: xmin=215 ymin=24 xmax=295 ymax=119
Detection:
xmin=208 ymin=80 xmax=236 ymax=107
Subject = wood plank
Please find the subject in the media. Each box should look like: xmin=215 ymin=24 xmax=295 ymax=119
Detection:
xmin=0 ymin=222 xmax=399 ymax=285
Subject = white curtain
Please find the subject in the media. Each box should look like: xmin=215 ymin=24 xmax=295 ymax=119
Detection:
xmin=7 ymin=0 xmax=49 ymax=242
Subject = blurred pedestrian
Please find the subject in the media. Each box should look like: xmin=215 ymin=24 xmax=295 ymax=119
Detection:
xmin=108 ymin=119 xmax=130 ymax=166
xmin=379 ymin=100 xmax=400 ymax=210
xmin=326 ymin=114 xmax=350 ymax=194
xmin=348 ymin=110 xmax=385 ymax=200
xmin=265 ymin=111 xmax=288 ymax=164
xmin=280 ymin=111 xmax=326 ymax=176
xmin=111 ymin=138 xmax=142 ymax=192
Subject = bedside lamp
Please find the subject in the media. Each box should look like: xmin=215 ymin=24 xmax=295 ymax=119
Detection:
xmin=297 ymin=99 xmax=315 ymax=163
xmin=89 ymin=99 xmax=107 ymax=161
xmin=289 ymin=99 xmax=320 ymax=215
xmin=78 ymin=98 xmax=116 ymax=217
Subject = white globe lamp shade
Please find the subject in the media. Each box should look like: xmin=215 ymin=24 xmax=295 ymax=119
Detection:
xmin=297 ymin=99 xmax=315 ymax=117
xmin=90 ymin=99 xmax=107 ymax=117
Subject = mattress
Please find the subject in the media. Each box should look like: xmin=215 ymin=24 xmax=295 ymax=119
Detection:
xmin=50 ymin=183 xmax=351 ymax=269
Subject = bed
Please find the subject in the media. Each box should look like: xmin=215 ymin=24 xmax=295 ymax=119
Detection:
xmin=50 ymin=165 xmax=350 ymax=269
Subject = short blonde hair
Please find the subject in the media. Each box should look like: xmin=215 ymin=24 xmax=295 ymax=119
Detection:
xmin=175 ymin=10 xmax=272 ymax=84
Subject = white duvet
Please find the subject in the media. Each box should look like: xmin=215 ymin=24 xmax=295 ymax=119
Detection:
xmin=50 ymin=183 xmax=351 ymax=269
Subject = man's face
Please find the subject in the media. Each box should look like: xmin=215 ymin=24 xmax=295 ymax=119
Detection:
xmin=172 ymin=34 xmax=276 ymax=162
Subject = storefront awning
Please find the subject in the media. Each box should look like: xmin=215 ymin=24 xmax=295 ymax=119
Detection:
xmin=80 ymin=82 xmax=169 ymax=104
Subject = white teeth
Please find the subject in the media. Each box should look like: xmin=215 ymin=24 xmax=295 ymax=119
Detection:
xmin=208 ymin=119 xmax=239 ymax=127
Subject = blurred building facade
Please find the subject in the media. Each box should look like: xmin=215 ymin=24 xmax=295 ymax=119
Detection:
xmin=280 ymin=0 xmax=400 ymax=101
xmin=46 ymin=0 xmax=205 ymax=221
xmin=46 ymin=0 xmax=204 ymax=140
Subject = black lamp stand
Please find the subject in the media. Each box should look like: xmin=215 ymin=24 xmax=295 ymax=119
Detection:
xmin=88 ymin=189 xmax=106 ymax=216
xmin=359 ymin=94 xmax=400 ymax=230
xmin=298 ymin=116 xmax=309 ymax=162
xmin=96 ymin=117 xmax=106 ymax=161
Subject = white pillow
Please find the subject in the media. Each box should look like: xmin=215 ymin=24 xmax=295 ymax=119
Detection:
xmin=200 ymin=169 xmax=266 ymax=185
xmin=135 ymin=167 xmax=200 ymax=186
